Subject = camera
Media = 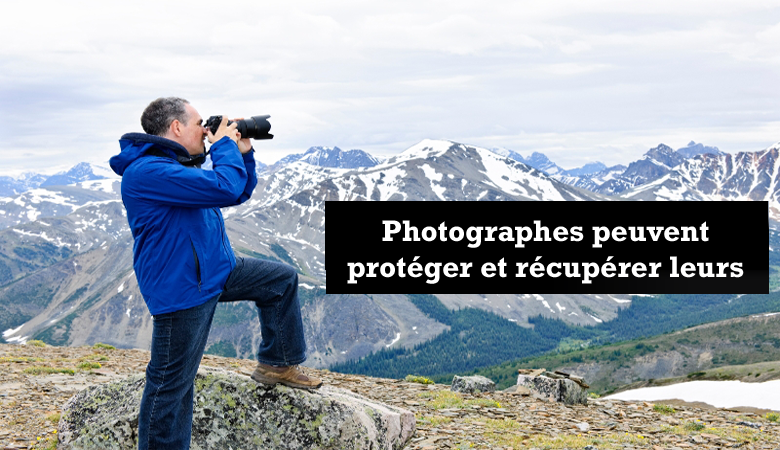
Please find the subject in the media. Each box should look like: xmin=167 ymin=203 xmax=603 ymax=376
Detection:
xmin=204 ymin=115 xmax=273 ymax=140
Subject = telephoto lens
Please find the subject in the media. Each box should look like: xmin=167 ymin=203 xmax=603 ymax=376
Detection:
xmin=204 ymin=115 xmax=273 ymax=140
xmin=236 ymin=115 xmax=273 ymax=140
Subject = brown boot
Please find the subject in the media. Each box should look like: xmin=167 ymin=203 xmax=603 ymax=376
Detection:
xmin=251 ymin=363 xmax=323 ymax=389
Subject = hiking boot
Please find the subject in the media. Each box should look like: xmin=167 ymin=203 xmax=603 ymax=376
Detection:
xmin=251 ymin=363 xmax=323 ymax=389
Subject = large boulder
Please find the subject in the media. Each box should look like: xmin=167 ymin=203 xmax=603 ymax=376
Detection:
xmin=516 ymin=374 xmax=587 ymax=405
xmin=58 ymin=367 xmax=415 ymax=450
xmin=450 ymin=375 xmax=495 ymax=394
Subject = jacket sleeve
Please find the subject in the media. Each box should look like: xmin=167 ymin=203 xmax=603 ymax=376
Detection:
xmin=123 ymin=137 xmax=250 ymax=209
xmin=233 ymin=150 xmax=258 ymax=206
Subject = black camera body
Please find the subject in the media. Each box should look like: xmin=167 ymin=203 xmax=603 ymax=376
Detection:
xmin=204 ymin=115 xmax=273 ymax=140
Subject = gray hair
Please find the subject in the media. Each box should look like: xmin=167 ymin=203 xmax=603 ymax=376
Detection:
xmin=141 ymin=97 xmax=190 ymax=136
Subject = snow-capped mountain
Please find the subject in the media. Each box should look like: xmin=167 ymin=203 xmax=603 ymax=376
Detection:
xmin=554 ymin=142 xmax=729 ymax=196
xmin=0 ymin=138 xmax=620 ymax=369
xmin=489 ymin=147 xmax=566 ymax=176
xmin=39 ymin=162 xmax=116 ymax=187
xmin=621 ymin=142 xmax=780 ymax=219
xmin=0 ymin=162 xmax=117 ymax=197
xmin=2 ymin=137 xmax=777 ymax=369
xmin=490 ymin=146 xmax=526 ymax=164
xmin=593 ymin=144 xmax=685 ymax=195
xmin=270 ymin=146 xmax=380 ymax=171
xmin=0 ymin=180 xmax=120 ymax=230
xmin=523 ymin=152 xmax=566 ymax=176
xmin=0 ymin=172 xmax=48 ymax=197
xmin=553 ymin=164 xmax=627 ymax=192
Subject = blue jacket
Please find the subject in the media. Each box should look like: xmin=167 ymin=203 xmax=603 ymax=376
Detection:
xmin=109 ymin=133 xmax=257 ymax=315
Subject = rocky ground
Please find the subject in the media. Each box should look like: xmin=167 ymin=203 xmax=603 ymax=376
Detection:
xmin=1 ymin=343 xmax=779 ymax=449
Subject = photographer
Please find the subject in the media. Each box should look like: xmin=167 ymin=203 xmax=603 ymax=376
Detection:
xmin=109 ymin=97 xmax=321 ymax=450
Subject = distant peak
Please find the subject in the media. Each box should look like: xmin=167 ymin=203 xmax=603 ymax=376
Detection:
xmin=397 ymin=139 xmax=457 ymax=158
xmin=563 ymin=161 xmax=608 ymax=177
xmin=676 ymin=141 xmax=723 ymax=159
xmin=277 ymin=146 xmax=380 ymax=169
xmin=403 ymin=139 xmax=455 ymax=152
xmin=647 ymin=143 xmax=674 ymax=154
xmin=528 ymin=151 xmax=551 ymax=161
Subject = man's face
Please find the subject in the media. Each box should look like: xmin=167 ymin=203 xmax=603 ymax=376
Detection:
xmin=178 ymin=104 xmax=207 ymax=155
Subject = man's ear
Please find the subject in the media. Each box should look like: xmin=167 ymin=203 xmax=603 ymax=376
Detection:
xmin=169 ymin=119 xmax=183 ymax=137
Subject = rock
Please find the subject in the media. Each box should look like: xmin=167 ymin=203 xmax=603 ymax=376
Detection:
xmin=516 ymin=374 xmax=587 ymax=405
xmin=501 ymin=385 xmax=531 ymax=396
xmin=450 ymin=375 xmax=495 ymax=394
xmin=58 ymin=367 xmax=415 ymax=450
xmin=736 ymin=420 xmax=762 ymax=429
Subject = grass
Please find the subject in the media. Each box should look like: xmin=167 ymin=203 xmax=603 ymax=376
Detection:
xmin=455 ymin=421 xmax=650 ymax=450
xmin=454 ymin=418 xmax=774 ymax=450
xmin=0 ymin=356 xmax=45 ymax=363
xmin=92 ymin=343 xmax=115 ymax=350
xmin=417 ymin=390 xmax=500 ymax=410
xmin=416 ymin=415 xmax=454 ymax=427
xmin=524 ymin=432 xmax=649 ymax=449
xmin=766 ymin=412 xmax=780 ymax=423
xmin=45 ymin=413 xmax=61 ymax=423
xmin=684 ymin=420 xmax=706 ymax=431
xmin=76 ymin=361 xmax=101 ymax=370
xmin=405 ymin=374 xmax=434 ymax=384
xmin=32 ymin=435 xmax=57 ymax=450
xmin=23 ymin=366 xmax=75 ymax=376
xmin=26 ymin=340 xmax=46 ymax=347
xmin=653 ymin=403 xmax=676 ymax=415
xmin=660 ymin=424 xmax=763 ymax=443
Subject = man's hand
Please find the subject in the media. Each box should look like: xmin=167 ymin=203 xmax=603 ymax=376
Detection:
xmin=207 ymin=116 xmax=239 ymax=144
xmin=236 ymin=136 xmax=253 ymax=154
xmin=231 ymin=117 xmax=254 ymax=154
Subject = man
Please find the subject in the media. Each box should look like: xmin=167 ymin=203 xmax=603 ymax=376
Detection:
xmin=109 ymin=97 xmax=321 ymax=450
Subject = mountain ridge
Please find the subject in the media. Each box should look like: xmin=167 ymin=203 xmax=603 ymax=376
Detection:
xmin=1 ymin=136 xmax=778 ymax=376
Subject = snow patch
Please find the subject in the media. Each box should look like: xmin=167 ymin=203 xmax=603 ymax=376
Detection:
xmin=79 ymin=179 xmax=119 ymax=194
xmin=608 ymin=295 xmax=631 ymax=304
xmin=3 ymin=324 xmax=25 ymax=338
xmin=5 ymin=335 xmax=29 ymax=344
xmin=608 ymin=380 xmax=780 ymax=411
xmin=587 ymin=313 xmax=603 ymax=323
xmin=385 ymin=332 xmax=401 ymax=348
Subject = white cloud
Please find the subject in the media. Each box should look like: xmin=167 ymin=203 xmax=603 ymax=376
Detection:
xmin=0 ymin=1 xmax=777 ymax=173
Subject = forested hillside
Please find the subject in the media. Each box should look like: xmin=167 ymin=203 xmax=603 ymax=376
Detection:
xmin=473 ymin=311 xmax=780 ymax=393
xmin=331 ymin=294 xmax=597 ymax=379
xmin=331 ymin=292 xmax=780 ymax=383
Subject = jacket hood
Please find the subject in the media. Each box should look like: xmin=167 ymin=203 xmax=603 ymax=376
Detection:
xmin=110 ymin=133 xmax=194 ymax=176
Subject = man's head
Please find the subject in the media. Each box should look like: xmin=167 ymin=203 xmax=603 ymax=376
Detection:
xmin=141 ymin=97 xmax=206 ymax=156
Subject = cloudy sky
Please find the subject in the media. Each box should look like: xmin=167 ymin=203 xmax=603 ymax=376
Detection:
xmin=1 ymin=1 xmax=778 ymax=174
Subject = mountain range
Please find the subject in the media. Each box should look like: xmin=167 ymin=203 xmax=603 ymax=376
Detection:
xmin=0 ymin=162 xmax=116 ymax=197
xmin=1 ymin=138 xmax=778 ymax=375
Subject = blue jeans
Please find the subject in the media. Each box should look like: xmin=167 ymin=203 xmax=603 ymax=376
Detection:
xmin=137 ymin=257 xmax=307 ymax=450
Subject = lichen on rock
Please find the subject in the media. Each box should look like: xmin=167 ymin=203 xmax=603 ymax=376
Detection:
xmin=450 ymin=375 xmax=496 ymax=394
xmin=516 ymin=374 xmax=588 ymax=405
xmin=58 ymin=366 xmax=415 ymax=449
